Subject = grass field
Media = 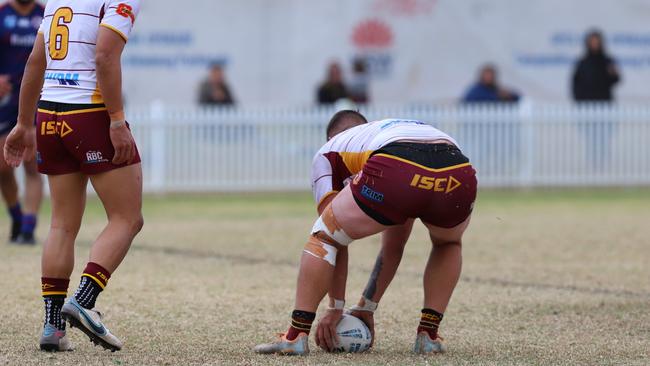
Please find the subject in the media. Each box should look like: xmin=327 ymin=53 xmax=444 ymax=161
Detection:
xmin=1 ymin=189 xmax=649 ymax=366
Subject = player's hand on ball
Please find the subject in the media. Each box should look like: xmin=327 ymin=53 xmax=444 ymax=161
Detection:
xmin=348 ymin=309 xmax=375 ymax=347
xmin=315 ymin=308 xmax=343 ymax=352
xmin=109 ymin=121 xmax=136 ymax=165
xmin=3 ymin=123 xmax=35 ymax=168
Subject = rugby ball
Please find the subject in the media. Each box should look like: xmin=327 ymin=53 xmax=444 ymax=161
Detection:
xmin=334 ymin=314 xmax=372 ymax=353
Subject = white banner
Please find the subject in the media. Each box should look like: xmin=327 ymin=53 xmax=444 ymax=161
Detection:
xmin=105 ymin=0 xmax=650 ymax=105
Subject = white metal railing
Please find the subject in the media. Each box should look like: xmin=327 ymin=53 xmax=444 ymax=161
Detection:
xmin=125 ymin=102 xmax=650 ymax=192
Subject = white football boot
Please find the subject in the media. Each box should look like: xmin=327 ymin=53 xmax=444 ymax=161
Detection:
xmin=60 ymin=298 xmax=123 ymax=352
xmin=254 ymin=333 xmax=309 ymax=356
xmin=39 ymin=323 xmax=73 ymax=352
xmin=413 ymin=331 xmax=446 ymax=354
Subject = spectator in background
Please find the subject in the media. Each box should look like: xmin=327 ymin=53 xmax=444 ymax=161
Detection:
xmin=317 ymin=62 xmax=348 ymax=105
xmin=572 ymin=29 xmax=621 ymax=171
xmin=572 ymin=29 xmax=620 ymax=101
xmin=348 ymin=58 xmax=370 ymax=104
xmin=462 ymin=64 xmax=520 ymax=103
xmin=199 ymin=63 xmax=235 ymax=106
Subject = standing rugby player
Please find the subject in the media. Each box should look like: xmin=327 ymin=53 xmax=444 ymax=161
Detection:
xmin=255 ymin=111 xmax=477 ymax=355
xmin=0 ymin=0 xmax=44 ymax=244
xmin=4 ymin=0 xmax=142 ymax=352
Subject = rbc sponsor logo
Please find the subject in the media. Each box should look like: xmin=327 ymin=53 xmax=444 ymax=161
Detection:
xmin=361 ymin=185 xmax=384 ymax=202
xmin=85 ymin=151 xmax=107 ymax=164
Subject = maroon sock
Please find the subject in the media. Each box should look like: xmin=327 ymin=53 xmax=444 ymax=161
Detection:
xmin=74 ymin=262 xmax=111 ymax=309
xmin=286 ymin=310 xmax=316 ymax=341
xmin=417 ymin=308 xmax=444 ymax=339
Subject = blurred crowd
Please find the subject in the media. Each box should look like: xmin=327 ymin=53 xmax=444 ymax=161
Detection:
xmin=197 ymin=29 xmax=620 ymax=107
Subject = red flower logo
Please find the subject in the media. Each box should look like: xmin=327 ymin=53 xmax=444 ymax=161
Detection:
xmin=352 ymin=19 xmax=393 ymax=49
xmin=116 ymin=3 xmax=135 ymax=23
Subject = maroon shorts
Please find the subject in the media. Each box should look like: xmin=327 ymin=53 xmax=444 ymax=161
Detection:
xmin=351 ymin=142 xmax=477 ymax=228
xmin=36 ymin=101 xmax=141 ymax=175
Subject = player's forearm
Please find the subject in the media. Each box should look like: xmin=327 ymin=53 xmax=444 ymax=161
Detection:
xmin=359 ymin=222 xmax=412 ymax=304
xmin=328 ymin=247 xmax=348 ymax=304
xmin=96 ymin=53 xmax=124 ymax=121
xmin=16 ymin=51 xmax=45 ymax=127
xmin=361 ymin=245 xmax=404 ymax=303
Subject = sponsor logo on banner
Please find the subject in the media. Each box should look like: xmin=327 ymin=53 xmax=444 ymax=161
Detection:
xmin=373 ymin=0 xmax=437 ymax=16
xmin=351 ymin=19 xmax=394 ymax=77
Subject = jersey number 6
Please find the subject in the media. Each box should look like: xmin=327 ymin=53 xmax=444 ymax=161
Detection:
xmin=49 ymin=7 xmax=73 ymax=60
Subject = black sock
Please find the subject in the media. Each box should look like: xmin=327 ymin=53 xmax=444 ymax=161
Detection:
xmin=74 ymin=276 xmax=103 ymax=309
xmin=286 ymin=310 xmax=316 ymax=341
xmin=44 ymin=295 xmax=66 ymax=331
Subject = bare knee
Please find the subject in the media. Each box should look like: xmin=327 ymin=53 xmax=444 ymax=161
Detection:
xmin=111 ymin=212 xmax=144 ymax=237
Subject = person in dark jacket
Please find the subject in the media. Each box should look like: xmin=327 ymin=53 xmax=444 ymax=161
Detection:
xmin=317 ymin=62 xmax=348 ymax=105
xmin=462 ymin=64 xmax=520 ymax=103
xmin=572 ymin=30 xmax=621 ymax=171
xmin=572 ymin=30 xmax=620 ymax=101
xmin=198 ymin=63 xmax=236 ymax=106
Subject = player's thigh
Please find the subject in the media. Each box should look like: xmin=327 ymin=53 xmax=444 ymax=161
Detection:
xmin=47 ymin=173 xmax=88 ymax=229
xmin=89 ymin=163 xmax=142 ymax=219
xmin=331 ymin=185 xmax=389 ymax=239
xmin=423 ymin=215 xmax=472 ymax=246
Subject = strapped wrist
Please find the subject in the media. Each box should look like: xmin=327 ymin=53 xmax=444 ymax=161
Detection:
xmin=109 ymin=110 xmax=125 ymax=122
xmin=328 ymin=298 xmax=345 ymax=310
xmin=110 ymin=120 xmax=126 ymax=129
xmin=349 ymin=296 xmax=378 ymax=313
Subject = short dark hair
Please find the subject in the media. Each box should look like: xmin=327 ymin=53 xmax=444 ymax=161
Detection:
xmin=326 ymin=110 xmax=368 ymax=138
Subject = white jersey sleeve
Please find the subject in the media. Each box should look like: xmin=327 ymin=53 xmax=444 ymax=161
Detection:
xmin=100 ymin=0 xmax=140 ymax=41
xmin=311 ymin=152 xmax=335 ymax=206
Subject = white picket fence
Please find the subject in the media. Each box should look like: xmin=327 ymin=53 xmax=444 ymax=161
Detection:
xmin=125 ymin=102 xmax=650 ymax=192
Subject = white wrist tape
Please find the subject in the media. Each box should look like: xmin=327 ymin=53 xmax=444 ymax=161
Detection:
xmin=349 ymin=297 xmax=378 ymax=313
xmin=110 ymin=120 xmax=126 ymax=129
xmin=328 ymin=299 xmax=345 ymax=310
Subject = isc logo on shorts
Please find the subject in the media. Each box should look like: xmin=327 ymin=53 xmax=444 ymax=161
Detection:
xmin=410 ymin=174 xmax=462 ymax=193
xmin=85 ymin=151 xmax=107 ymax=164
xmin=41 ymin=120 xmax=73 ymax=137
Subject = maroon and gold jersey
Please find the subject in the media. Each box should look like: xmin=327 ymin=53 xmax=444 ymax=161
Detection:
xmin=311 ymin=119 xmax=458 ymax=206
